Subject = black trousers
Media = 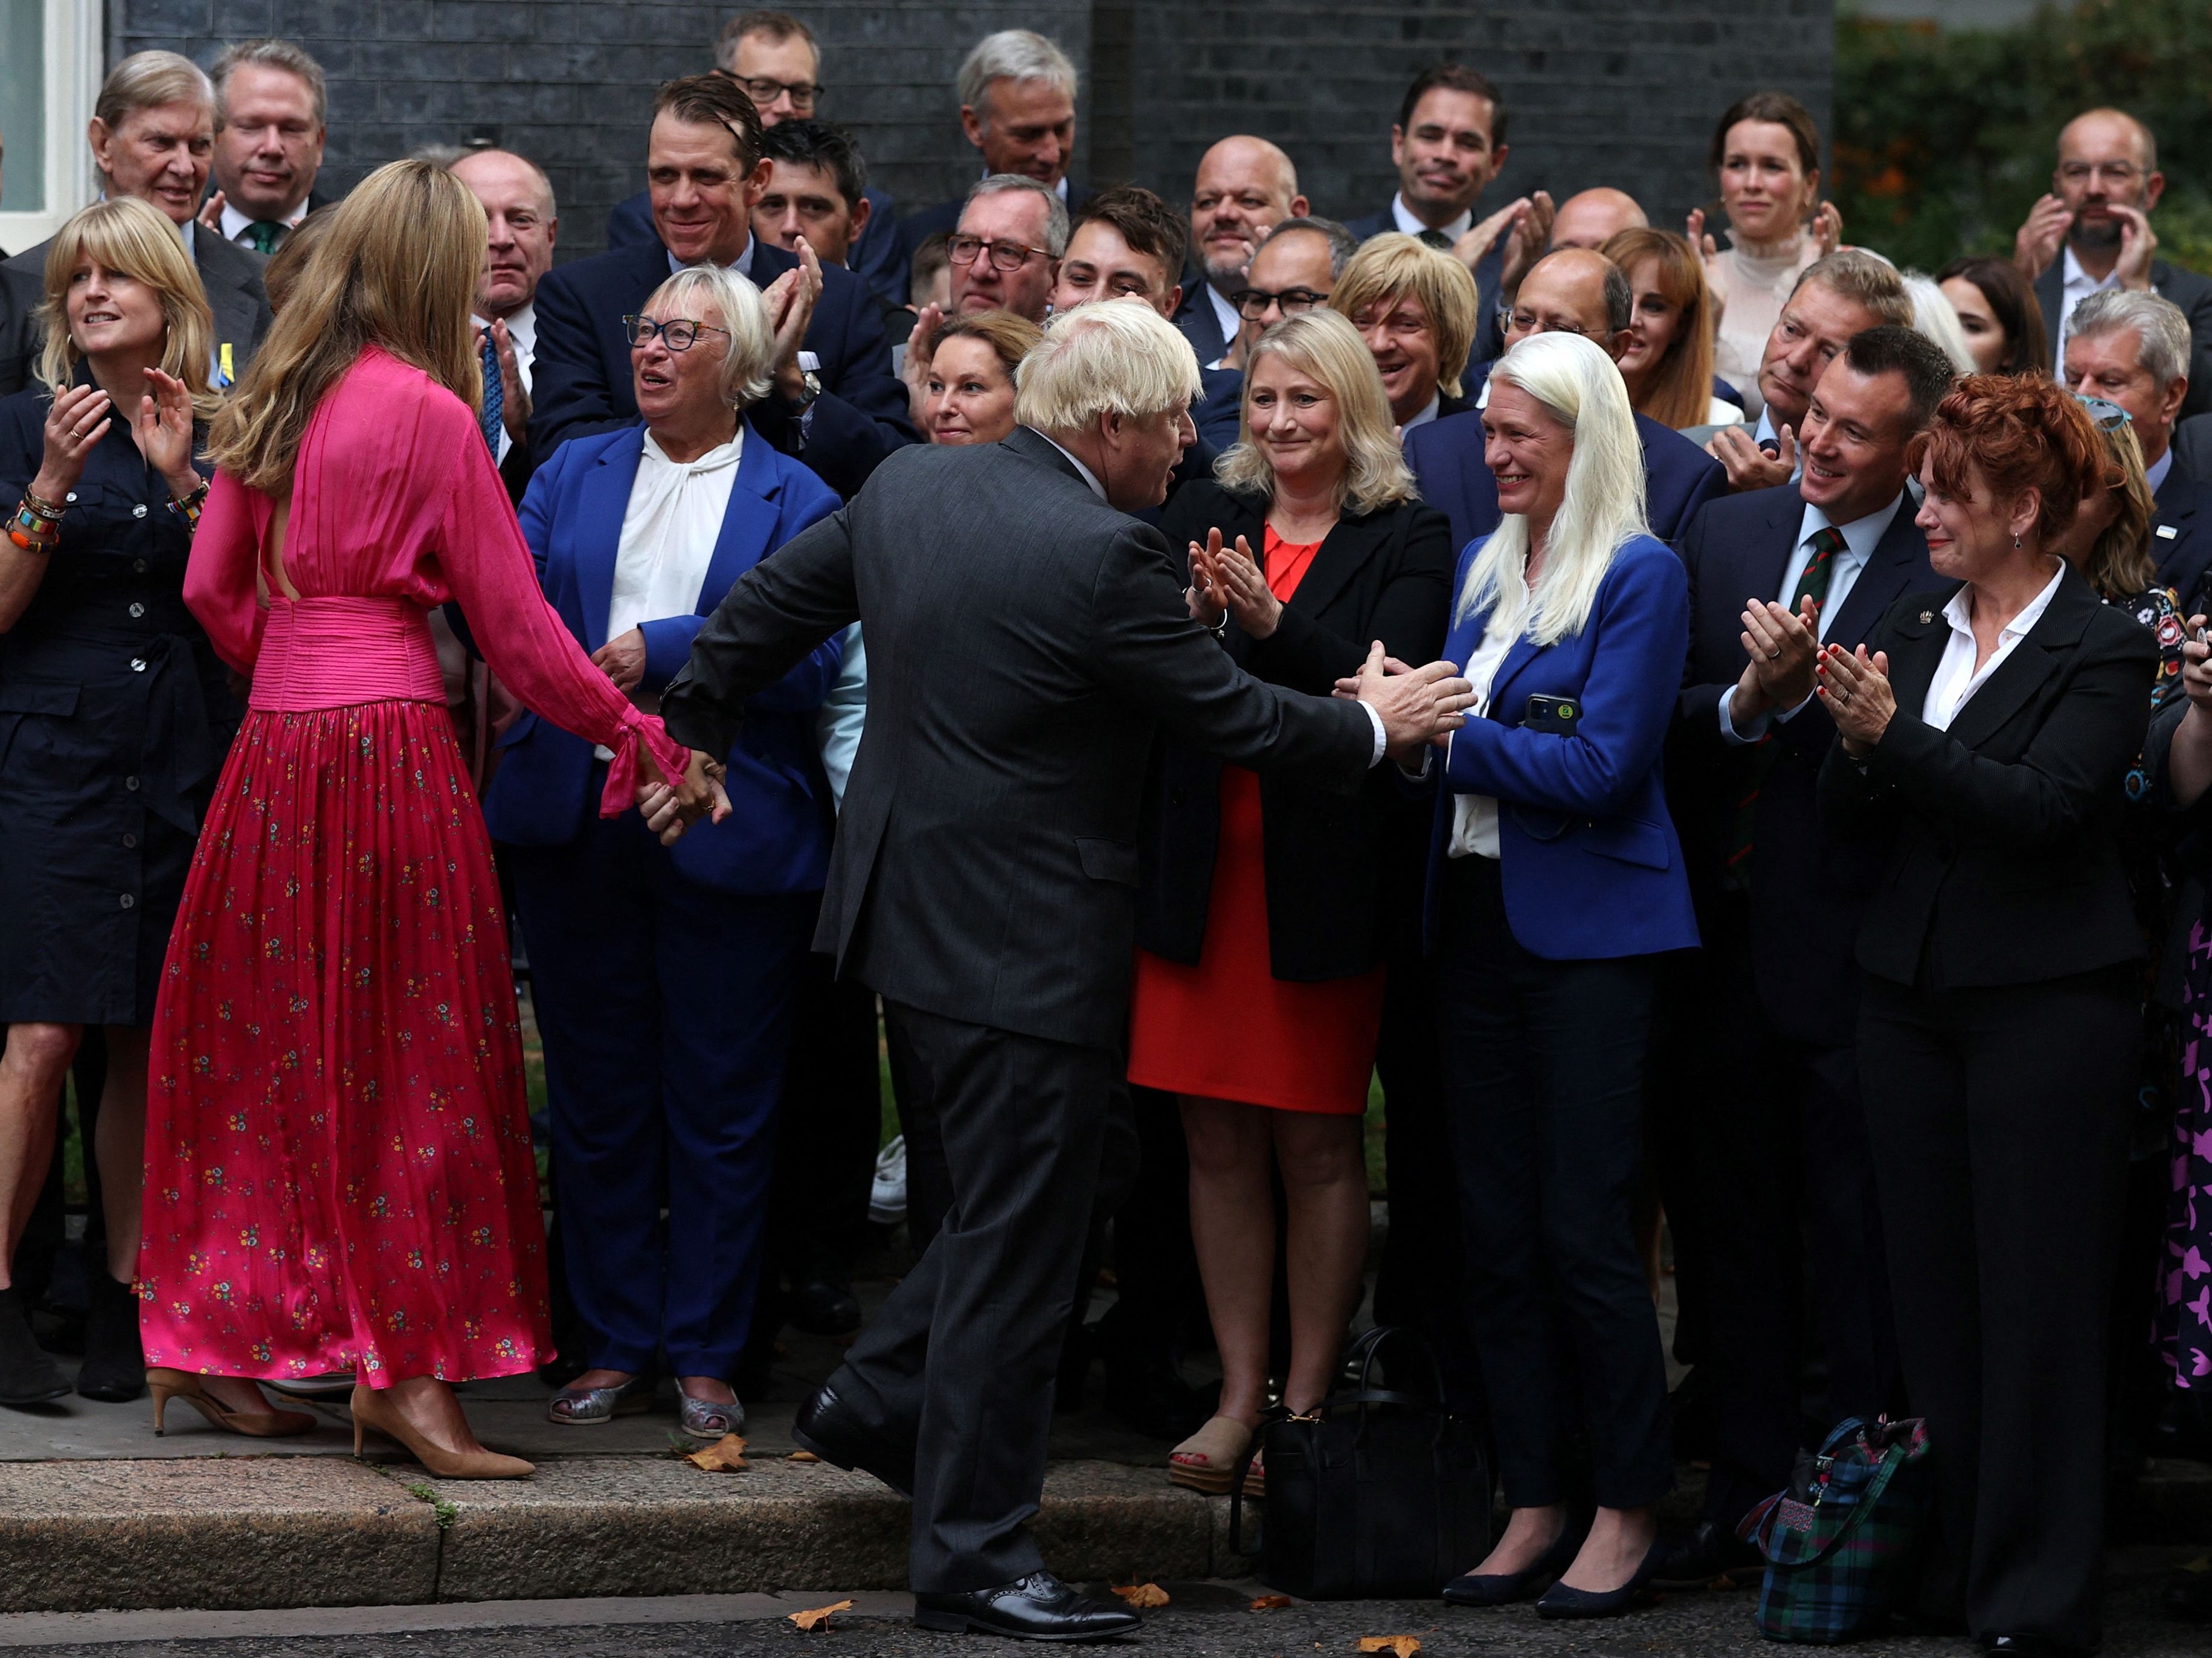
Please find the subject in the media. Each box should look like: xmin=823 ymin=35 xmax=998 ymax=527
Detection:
xmin=1858 ymin=969 xmax=2135 ymax=1650
xmin=1436 ymin=855 xmax=1673 ymax=1509
xmin=824 ymin=1001 xmax=1117 ymax=1592
xmin=1694 ymin=899 xmax=1900 ymax=1528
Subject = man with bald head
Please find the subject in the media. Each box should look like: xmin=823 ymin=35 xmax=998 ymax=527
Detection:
xmin=2014 ymin=107 xmax=2212 ymax=415
xmin=1548 ymin=187 xmax=1645 ymax=252
xmin=1174 ymin=135 xmax=1308 ymax=365
xmin=451 ymin=147 xmax=558 ymax=496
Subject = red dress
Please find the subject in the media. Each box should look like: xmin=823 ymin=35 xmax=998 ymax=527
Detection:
xmin=137 ymin=347 xmax=689 ymax=1387
xmin=1126 ymin=528 xmax=1388 ymax=1114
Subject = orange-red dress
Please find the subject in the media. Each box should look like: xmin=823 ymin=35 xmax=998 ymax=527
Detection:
xmin=1125 ymin=528 xmax=1387 ymax=1114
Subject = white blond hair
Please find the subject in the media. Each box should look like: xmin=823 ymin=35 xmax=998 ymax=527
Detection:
xmin=1455 ymin=332 xmax=1648 ymax=645
xmin=1903 ymin=273 xmax=1977 ymax=376
xmin=646 ymin=264 xmax=776 ymax=408
xmin=1014 ymin=301 xmax=1202 ymax=434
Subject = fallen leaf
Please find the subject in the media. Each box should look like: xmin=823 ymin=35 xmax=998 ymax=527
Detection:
xmin=1357 ymin=1639 xmax=1421 ymax=1656
xmin=1112 ymin=1582 xmax=1169 ymax=1608
xmin=684 ymin=1433 xmax=749 ymax=1471
xmin=788 ymin=1599 xmax=852 ymax=1631
xmin=1250 ymin=1594 xmax=1293 ymax=1610
xmin=787 ymin=1450 xmax=821 ymax=1463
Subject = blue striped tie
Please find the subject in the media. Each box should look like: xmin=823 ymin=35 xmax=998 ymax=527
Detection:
xmin=478 ymin=330 xmax=503 ymax=455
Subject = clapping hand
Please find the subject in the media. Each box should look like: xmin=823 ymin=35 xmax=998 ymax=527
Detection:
xmin=196 ymin=190 xmax=228 ymax=234
xmin=2013 ymin=193 xmax=2072 ymax=280
xmin=1732 ymin=596 xmax=1820 ymax=722
xmin=1685 ymin=207 xmax=1724 ymax=278
xmin=31 ymin=382 xmax=113 ymax=504
xmin=638 ymin=750 xmax=732 ymax=846
xmin=1496 ymin=191 xmax=1556 ymax=296
xmin=486 ymin=319 xmax=531 ymax=442
xmin=900 ymin=301 xmax=945 ymax=429
xmin=1185 ymin=528 xmax=1228 ymax=626
xmin=1189 ymin=528 xmax=1281 ymax=638
xmin=1816 ymin=641 xmax=1897 ymax=755
xmin=1809 ymin=199 xmax=1844 ymax=259
xmin=2111 ymin=202 xmax=2159 ymax=291
xmin=765 ymin=239 xmax=825 ymax=403
xmin=132 ymin=367 xmax=201 ymax=502
xmin=1708 ymin=422 xmax=1796 ymax=493
xmin=2180 ymin=614 xmax=2212 ymax=712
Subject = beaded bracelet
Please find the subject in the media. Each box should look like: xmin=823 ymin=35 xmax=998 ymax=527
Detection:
xmin=167 ymin=479 xmax=210 ymax=533
xmin=7 ymin=497 xmax=60 ymax=553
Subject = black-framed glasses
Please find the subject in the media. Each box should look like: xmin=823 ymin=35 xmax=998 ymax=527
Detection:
xmin=623 ymin=315 xmax=730 ymax=352
xmin=731 ymin=74 xmax=822 ymax=109
xmin=946 ymin=233 xmax=1052 ymax=272
xmin=1232 ymin=286 xmax=1329 ymax=321
xmin=1499 ymin=306 xmax=1606 ymax=340
xmin=2075 ymin=394 xmax=2132 ymax=432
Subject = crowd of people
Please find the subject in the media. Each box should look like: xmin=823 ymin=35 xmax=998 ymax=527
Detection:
xmin=1 ymin=11 xmax=2210 ymax=1650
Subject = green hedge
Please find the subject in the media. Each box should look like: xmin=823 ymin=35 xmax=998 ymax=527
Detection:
xmin=1834 ymin=0 xmax=2212 ymax=275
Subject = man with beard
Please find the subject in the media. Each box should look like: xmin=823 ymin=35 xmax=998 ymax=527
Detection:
xmin=1174 ymin=137 xmax=1307 ymax=366
xmin=2014 ymin=108 xmax=2212 ymax=417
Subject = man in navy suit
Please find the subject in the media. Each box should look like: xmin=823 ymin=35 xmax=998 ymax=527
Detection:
xmin=1651 ymin=326 xmax=1955 ymax=1589
xmin=1172 ymin=137 xmax=1308 ymax=368
xmin=896 ymin=31 xmax=1090 ymax=271
xmin=1343 ymin=63 xmax=1549 ymax=376
xmin=532 ymin=74 xmax=913 ymax=503
xmin=2061 ymin=288 xmax=2208 ymax=603
xmin=604 ymin=11 xmax=906 ymax=310
xmin=1403 ymin=248 xmax=1726 ymax=553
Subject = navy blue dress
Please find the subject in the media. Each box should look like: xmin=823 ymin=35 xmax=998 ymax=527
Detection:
xmin=0 ymin=387 xmax=236 ymax=1026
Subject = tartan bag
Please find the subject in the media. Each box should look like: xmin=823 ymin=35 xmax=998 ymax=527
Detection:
xmin=1737 ymin=1415 xmax=1933 ymax=1644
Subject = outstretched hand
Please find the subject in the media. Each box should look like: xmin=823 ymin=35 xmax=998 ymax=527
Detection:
xmin=1349 ymin=640 xmax=1474 ymax=765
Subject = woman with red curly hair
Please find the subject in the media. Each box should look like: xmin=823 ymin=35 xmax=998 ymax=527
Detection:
xmin=1814 ymin=374 xmax=2158 ymax=1656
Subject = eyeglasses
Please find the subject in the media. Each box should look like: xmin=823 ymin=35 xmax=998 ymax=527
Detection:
xmin=1499 ymin=307 xmax=1607 ymax=340
xmin=2075 ymin=394 xmax=2132 ymax=432
xmin=731 ymin=74 xmax=821 ymax=109
xmin=2059 ymin=162 xmax=2143 ymax=186
xmin=1232 ymin=286 xmax=1329 ymax=321
xmin=623 ymin=315 xmax=730 ymax=352
xmin=947 ymin=233 xmax=1053 ymax=272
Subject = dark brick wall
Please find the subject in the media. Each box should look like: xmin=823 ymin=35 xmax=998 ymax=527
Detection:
xmin=112 ymin=1 xmax=1830 ymax=263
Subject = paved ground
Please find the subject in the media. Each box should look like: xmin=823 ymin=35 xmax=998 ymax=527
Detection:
xmin=2 ymin=1557 xmax=2208 ymax=1656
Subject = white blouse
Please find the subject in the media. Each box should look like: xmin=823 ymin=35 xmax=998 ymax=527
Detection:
xmin=1447 ymin=611 xmax=1521 ymax=861
xmin=1919 ymin=562 xmax=2066 ymax=732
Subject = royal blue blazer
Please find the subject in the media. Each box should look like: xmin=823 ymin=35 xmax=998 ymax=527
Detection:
xmin=481 ymin=421 xmax=844 ymax=896
xmin=1422 ymin=531 xmax=1700 ymax=960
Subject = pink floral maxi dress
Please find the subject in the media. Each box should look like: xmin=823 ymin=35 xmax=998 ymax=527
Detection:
xmin=138 ymin=347 xmax=688 ymax=1386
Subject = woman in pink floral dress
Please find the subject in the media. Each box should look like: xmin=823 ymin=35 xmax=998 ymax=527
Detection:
xmin=137 ymin=162 xmax=694 ymax=1476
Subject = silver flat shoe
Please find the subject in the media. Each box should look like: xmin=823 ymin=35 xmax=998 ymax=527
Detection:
xmin=678 ymin=1389 xmax=745 ymax=1441
xmin=547 ymin=1373 xmax=657 ymax=1425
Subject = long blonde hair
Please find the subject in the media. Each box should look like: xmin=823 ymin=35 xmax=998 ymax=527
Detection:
xmin=208 ymin=159 xmax=486 ymax=493
xmin=1455 ymin=332 xmax=1649 ymax=644
xmin=36 ymin=198 xmax=220 ymax=422
xmin=1215 ymin=309 xmax=1413 ymax=512
xmin=2083 ymin=415 xmax=2158 ymax=599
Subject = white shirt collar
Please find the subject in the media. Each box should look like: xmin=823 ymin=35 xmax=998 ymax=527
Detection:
xmin=2147 ymin=445 xmax=2175 ymax=495
xmin=219 ymin=198 xmax=310 ymax=242
xmin=669 ymin=236 xmax=754 ymax=279
xmin=2060 ymin=244 xmax=2118 ymax=296
xmin=640 ymin=426 xmax=743 ymax=474
xmin=1391 ymin=193 xmax=1471 ymax=245
xmin=1206 ymin=283 xmax=1242 ymax=349
xmin=1941 ymin=559 xmax=2066 ymax=646
xmin=1030 ymin=427 xmax=1108 ymax=502
xmin=1400 ymin=390 xmax=1444 ymax=432
xmin=473 ymin=302 xmax=537 ymax=364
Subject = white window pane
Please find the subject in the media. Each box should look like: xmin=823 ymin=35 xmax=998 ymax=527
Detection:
xmin=0 ymin=0 xmax=45 ymax=213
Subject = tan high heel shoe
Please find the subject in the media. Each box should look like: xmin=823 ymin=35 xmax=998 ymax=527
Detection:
xmin=1168 ymin=1415 xmax=1259 ymax=1496
xmin=349 ymin=1384 xmax=535 ymax=1479
xmin=149 ymin=1368 xmax=317 ymax=1438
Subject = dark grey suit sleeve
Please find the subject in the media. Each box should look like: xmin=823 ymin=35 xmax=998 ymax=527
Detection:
xmin=1085 ymin=524 xmax=1374 ymax=792
xmin=659 ymin=507 xmax=861 ymax=760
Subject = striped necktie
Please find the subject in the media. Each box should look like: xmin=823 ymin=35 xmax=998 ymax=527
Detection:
xmin=1793 ymin=525 xmax=1847 ymax=622
xmin=478 ymin=330 xmax=503 ymax=455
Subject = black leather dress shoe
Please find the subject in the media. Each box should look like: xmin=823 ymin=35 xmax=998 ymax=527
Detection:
xmin=913 ymin=1571 xmax=1141 ymax=1642
xmin=1649 ymin=1516 xmax=1763 ymax=1589
xmin=1981 ymin=1634 xmax=2095 ymax=1656
xmin=791 ymin=1382 xmax=916 ymax=1497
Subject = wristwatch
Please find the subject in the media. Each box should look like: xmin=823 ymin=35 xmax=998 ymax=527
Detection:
xmin=791 ymin=367 xmax=823 ymax=409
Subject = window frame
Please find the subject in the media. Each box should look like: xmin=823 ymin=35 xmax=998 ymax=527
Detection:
xmin=0 ymin=1 xmax=103 ymax=253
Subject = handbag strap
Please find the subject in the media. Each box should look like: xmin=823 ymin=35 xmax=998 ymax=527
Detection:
xmin=1762 ymin=1441 xmax=1911 ymax=1567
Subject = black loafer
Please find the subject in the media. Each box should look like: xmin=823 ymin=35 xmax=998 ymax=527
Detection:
xmin=1650 ymin=1516 xmax=1762 ymax=1589
xmin=913 ymin=1570 xmax=1140 ymax=1642
xmin=1442 ymin=1517 xmax=1587 ymax=1607
xmin=1534 ymin=1540 xmax=1662 ymax=1620
xmin=791 ymin=1381 xmax=917 ymax=1497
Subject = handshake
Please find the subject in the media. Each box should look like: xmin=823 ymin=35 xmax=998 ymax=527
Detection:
xmin=639 ymin=752 xmax=731 ymax=846
xmin=1339 ymin=640 xmax=1476 ymax=765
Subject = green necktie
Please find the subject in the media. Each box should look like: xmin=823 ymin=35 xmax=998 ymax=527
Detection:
xmin=243 ymin=221 xmax=281 ymax=255
xmin=1418 ymin=228 xmax=1451 ymax=251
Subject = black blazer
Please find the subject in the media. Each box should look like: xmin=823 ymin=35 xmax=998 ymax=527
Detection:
xmin=660 ymin=428 xmax=1377 ymax=1050
xmin=0 ymin=263 xmax=39 ymax=398
xmin=1136 ymin=480 xmax=1453 ymax=980
xmin=1669 ymin=484 xmax=1932 ymax=1043
xmin=1818 ymin=564 xmax=2159 ymax=989
xmin=2036 ymin=255 xmax=2212 ymax=419
xmin=2152 ymin=460 xmax=2210 ymax=607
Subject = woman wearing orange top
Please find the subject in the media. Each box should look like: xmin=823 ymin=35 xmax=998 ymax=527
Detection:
xmin=1134 ymin=308 xmax=1452 ymax=1492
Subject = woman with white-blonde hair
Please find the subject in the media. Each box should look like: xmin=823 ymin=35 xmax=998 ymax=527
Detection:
xmin=1134 ymin=307 xmax=1453 ymax=1496
xmin=481 ymin=258 xmax=844 ymax=1442
xmin=1416 ymin=331 xmax=1696 ymax=1620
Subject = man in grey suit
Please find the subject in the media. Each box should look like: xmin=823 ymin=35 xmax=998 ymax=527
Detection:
xmin=6 ymin=53 xmax=272 ymax=386
xmin=656 ymin=302 xmax=1469 ymax=1642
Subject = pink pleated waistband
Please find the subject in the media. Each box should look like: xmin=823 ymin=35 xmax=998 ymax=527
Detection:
xmin=249 ymin=596 xmax=448 ymax=713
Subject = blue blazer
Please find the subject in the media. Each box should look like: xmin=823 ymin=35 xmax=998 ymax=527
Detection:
xmin=529 ymin=236 xmax=915 ymax=503
xmin=481 ymin=422 xmax=844 ymax=896
xmin=1423 ymin=532 xmax=1699 ymax=960
xmin=1404 ymin=365 xmax=1727 ymax=556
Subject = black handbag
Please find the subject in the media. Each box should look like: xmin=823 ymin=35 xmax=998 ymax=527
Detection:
xmin=1229 ymin=1325 xmax=1492 ymax=1600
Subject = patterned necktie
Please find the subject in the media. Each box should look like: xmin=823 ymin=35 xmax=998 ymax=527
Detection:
xmin=478 ymin=330 xmax=504 ymax=455
xmin=1723 ymin=525 xmax=1851 ymax=891
xmin=243 ymin=221 xmax=281 ymax=254
xmin=1418 ymin=228 xmax=1452 ymax=251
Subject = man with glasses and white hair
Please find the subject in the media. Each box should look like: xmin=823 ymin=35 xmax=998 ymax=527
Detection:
xmin=2014 ymin=108 xmax=2212 ymax=417
xmin=654 ymin=300 xmax=1473 ymax=1644
xmin=2064 ymin=286 xmax=2208 ymax=598
xmin=945 ymin=173 xmax=1065 ymax=325
xmin=896 ymin=30 xmax=1092 ymax=268
xmin=7 ymin=51 xmax=272 ymax=381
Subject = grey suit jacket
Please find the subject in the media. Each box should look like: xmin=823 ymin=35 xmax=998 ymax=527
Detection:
xmin=0 ymin=264 xmax=42 ymax=397
xmin=660 ymin=426 xmax=1376 ymax=1049
xmin=7 ymin=222 xmax=273 ymax=382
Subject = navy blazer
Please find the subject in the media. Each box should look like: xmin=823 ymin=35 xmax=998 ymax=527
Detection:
xmin=2153 ymin=460 xmax=2210 ymax=608
xmin=481 ymin=422 xmax=844 ymax=896
xmin=1668 ymin=483 xmax=1933 ymax=1043
xmin=1403 ymin=368 xmax=1726 ymax=556
xmin=1421 ymin=532 xmax=1699 ymax=960
xmin=606 ymin=185 xmax=909 ymax=310
xmin=528 ymin=236 xmax=915 ymax=503
xmin=1174 ymin=277 xmax=1233 ymax=368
